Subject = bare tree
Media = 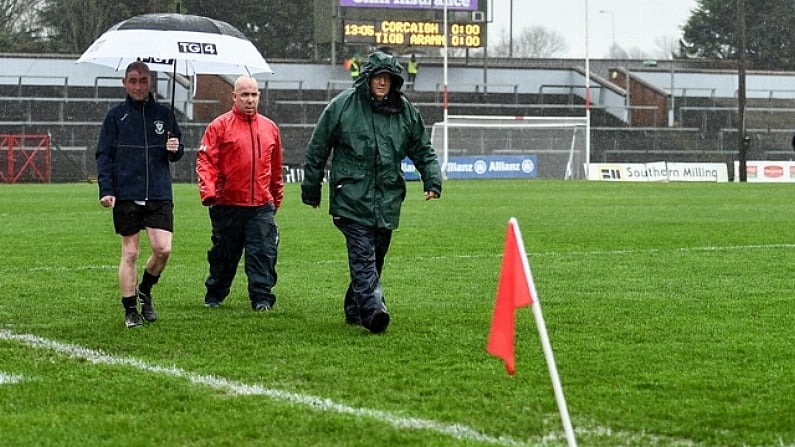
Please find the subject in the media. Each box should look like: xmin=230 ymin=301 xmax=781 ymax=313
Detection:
xmin=605 ymin=36 xmax=675 ymax=60
xmin=490 ymin=26 xmax=567 ymax=58
xmin=606 ymin=43 xmax=627 ymax=59
xmin=0 ymin=0 xmax=48 ymax=51
xmin=626 ymin=47 xmax=649 ymax=59
xmin=653 ymin=34 xmax=679 ymax=59
xmin=36 ymin=0 xmax=176 ymax=53
xmin=17 ymin=0 xmax=45 ymax=27
xmin=0 ymin=0 xmax=39 ymax=33
xmin=39 ymin=0 xmax=125 ymax=52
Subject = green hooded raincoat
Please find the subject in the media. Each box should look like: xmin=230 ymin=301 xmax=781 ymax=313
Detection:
xmin=302 ymin=52 xmax=442 ymax=230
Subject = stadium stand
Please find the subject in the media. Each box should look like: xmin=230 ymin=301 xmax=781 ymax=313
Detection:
xmin=2 ymin=55 xmax=795 ymax=182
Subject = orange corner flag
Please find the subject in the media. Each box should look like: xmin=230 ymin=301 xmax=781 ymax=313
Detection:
xmin=487 ymin=218 xmax=534 ymax=376
xmin=486 ymin=219 xmax=578 ymax=445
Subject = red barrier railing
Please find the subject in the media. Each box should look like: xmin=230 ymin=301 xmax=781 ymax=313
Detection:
xmin=0 ymin=134 xmax=51 ymax=183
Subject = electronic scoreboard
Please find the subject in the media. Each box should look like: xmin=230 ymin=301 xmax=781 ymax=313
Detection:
xmin=343 ymin=20 xmax=483 ymax=48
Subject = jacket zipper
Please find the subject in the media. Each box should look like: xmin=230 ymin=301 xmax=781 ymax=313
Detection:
xmin=142 ymin=105 xmax=149 ymax=200
xmin=248 ymin=119 xmax=256 ymax=205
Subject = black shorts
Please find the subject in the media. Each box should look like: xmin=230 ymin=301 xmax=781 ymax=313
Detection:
xmin=113 ymin=200 xmax=174 ymax=236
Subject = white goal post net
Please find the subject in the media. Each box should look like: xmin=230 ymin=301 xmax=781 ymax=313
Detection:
xmin=429 ymin=115 xmax=589 ymax=180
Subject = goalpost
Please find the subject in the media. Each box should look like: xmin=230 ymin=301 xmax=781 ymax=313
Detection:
xmin=429 ymin=115 xmax=589 ymax=180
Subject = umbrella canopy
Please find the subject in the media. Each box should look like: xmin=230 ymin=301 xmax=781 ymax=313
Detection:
xmin=76 ymin=13 xmax=272 ymax=76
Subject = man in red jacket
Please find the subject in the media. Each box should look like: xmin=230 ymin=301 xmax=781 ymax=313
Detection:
xmin=196 ymin=76 xmax=284 ymax=311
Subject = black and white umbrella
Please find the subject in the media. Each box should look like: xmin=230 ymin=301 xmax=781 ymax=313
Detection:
xmin=77 ymin=13 xmax=272 ymax=76
xmin=77 ymin=13 xmax=272 ymax=130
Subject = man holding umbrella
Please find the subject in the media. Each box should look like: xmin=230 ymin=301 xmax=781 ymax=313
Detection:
xmin=96 ymin=61 xmax=184 ymax=329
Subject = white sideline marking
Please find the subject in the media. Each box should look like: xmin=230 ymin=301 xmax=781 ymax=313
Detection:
xmin=7 ymin=265 xmax=116 ymax=273
xmin=0 ymin=330 xmax=525 ymax=447
xmin=419 ymin=243 xmax=795 ymax=261
xmin=1 ymin=330 xmax=789 ymax=446
xmin=0 ymin=372 xmax=24 ymax=385
xmin=537 ymin=243 xmax=795 ymax=257
xmin=4 ymin=244 xmax=794 ymax=274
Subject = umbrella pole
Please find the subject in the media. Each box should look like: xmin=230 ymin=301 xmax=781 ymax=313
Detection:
xmin=169 ymin=61 xmax=177 ymax=136
xmin=169 ymin=0 xmax=180 ymax=136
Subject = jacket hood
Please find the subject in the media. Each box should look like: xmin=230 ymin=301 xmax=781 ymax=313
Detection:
xmin=355 ymin=51 xmax=405 ymax=92
xmin=354 ymin=52 xmax=405 ymax=114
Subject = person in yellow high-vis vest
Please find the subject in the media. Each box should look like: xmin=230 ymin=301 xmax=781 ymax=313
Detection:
xmin=349 ymin=57 xmax=360 ymax=81
xmin=406 ymin=54 xmax=419 ymax=90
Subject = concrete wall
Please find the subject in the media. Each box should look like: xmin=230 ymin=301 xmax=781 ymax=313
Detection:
xmin=633 ymin=69 xmax=795 ymax=99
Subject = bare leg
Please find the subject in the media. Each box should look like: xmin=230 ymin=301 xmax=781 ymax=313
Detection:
xmin=143 ymin=227 xmax=172 ymax=276
xmin=119 ymin=233 xmax=141 ymax=297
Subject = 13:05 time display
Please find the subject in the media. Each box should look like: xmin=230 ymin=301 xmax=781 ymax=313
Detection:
xmin=344 ymin=23 xmax=376 ymax=37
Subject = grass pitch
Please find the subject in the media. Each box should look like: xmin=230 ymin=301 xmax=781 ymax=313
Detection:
xmin=0 ymin=180 xmax=793 ymax=447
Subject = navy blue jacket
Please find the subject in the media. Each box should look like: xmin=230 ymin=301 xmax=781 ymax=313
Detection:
xmin=96 ymin=93 xmax=184 ymax=201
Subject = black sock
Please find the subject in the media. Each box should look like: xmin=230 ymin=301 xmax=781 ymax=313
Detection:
xmin=121 ymin=296 xmax=138 ymax=313
xmin=139 ymin=270 xmax=160 ymax=295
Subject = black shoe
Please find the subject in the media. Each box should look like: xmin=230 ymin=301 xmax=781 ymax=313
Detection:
xmin=136 ymin=287 xmax=157 ymax=322
xmin=343 ymin=286 xmax=360 ymax=325
xmin=363 ymin=309 xmax=390 ymax=334
xmin=204 ymin=296 xmax=224 ymax=308
xmin=125 ymin=310 xmax=144 ymax=328
xmin=345 ymin=313 xmax=362 ymax=326
xmin=252 ymin=300 xmax=272 ymax=312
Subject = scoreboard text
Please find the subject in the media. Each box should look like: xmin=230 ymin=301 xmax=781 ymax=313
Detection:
xmin=343 ymin=20 xmax=483 ymax=48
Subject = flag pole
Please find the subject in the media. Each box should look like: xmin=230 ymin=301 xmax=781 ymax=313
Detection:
xmin=511 ymin=218 xmax=578 ymax=447
xmin=528 ymin=290 xmax=577 ymax=446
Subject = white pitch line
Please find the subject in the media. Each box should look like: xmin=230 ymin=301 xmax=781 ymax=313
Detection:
xmin=535 ymin=243 xmax=795 ymax=257
xmin=4 ymin=244 xmax=793 ymax=274
xmin=0 ymin=372 xmax=25 ymax=385
xmin=0 ymin=329 xmax=526 ymax=447
xmin=2 ymin=331 xmax=789 ymax=446
xmin=419 ymin=243 xmax=795 ymax=261
xmin=2 ymin=265 xmax=116 ymax=273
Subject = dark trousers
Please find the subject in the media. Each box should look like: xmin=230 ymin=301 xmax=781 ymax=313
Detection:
xmin=205 ymin=204 xmax=278 ymax=304
xmin=333 ymin=217 xmax=392 ymax=318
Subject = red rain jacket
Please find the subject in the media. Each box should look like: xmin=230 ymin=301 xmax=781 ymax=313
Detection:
xmin=197 ymin=107 xmax=284 ymax=209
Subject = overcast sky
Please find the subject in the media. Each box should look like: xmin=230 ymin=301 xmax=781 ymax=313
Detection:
xmin=487 ymin=0 xmax=699 ymax=59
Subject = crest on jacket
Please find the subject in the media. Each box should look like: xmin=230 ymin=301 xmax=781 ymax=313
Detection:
xmin=154 ymin=120 xmax=166 ymax=135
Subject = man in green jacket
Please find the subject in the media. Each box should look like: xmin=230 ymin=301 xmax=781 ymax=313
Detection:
xmin=301 ymin=51 xmax=442 ymax=334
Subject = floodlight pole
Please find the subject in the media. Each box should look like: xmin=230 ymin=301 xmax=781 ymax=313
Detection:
xmin=584 ymin=0 xmax=591 ymax=178
xmin=442 ymin=1 xmax=449 ymax=180
xmin=737 ymin=0 xmax=748 ymax=182
xmin=508 ymin=0 xmax=513 ymax=58
xmin=331 ymin=1 xmax=338 ymax=68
